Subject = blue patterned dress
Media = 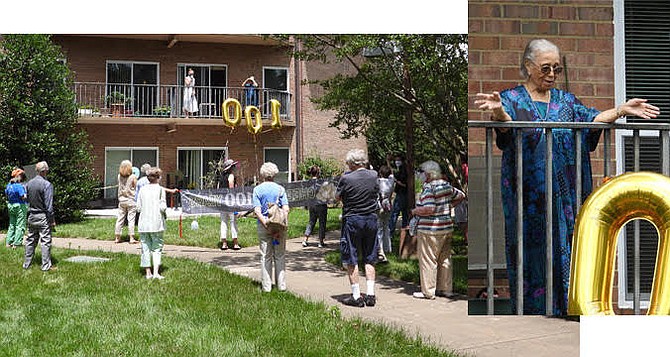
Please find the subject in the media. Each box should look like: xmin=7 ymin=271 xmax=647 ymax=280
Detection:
xmin=497 ymin=85 xmax=601 ymax=315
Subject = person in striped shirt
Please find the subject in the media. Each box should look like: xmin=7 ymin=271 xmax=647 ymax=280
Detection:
xmin=411 ymin=160 xmax=464 ymax=300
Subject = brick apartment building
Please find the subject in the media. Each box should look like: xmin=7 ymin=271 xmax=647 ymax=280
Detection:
xmin=52 ymin=35 xmax=365 ymax=200
xmin=468 ymin=0 xmax=670 ymax=314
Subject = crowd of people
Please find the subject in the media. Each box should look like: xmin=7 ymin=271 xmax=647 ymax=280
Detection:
xmin=3 ymin=150 xmax=467 ymax=307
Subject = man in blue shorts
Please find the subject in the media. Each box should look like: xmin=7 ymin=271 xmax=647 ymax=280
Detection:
xmin=336 ymin=149 xmax=380 ymax=307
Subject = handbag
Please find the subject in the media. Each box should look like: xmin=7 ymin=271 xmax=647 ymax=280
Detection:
xmin=266 ymin=186 xmax=288 ymax=231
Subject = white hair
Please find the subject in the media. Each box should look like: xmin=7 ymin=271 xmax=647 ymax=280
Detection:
xmin=420 ymin=160 xmax=442 ymax=178
xmin=260 ymin=162 xmax=279 ymax=179
xmin=345 ymin=149 xmax=368 ymax=168
xmin=520 ymin=39 xmax=560 ymax=79
xmin=36 ymin=161 xmax=49 ymax=173
xmin=140 ymin=163 xmax=151 ymax=175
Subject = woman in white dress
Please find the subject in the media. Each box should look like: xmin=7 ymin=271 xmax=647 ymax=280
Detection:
xmin=183 ymin=68 xmax=199 ymax=118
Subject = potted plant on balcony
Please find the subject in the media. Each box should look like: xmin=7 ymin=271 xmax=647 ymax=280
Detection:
xmin=78 ymin=104 xmax=101 ymax=117
xmin=105 ymin=91 xmax=130 ymax=116
xmin=153 ymin=105 xmax=172 ymax=117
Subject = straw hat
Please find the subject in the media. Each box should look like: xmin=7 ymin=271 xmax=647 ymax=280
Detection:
xmin=222 ymin=159 xmax=238 ymax=172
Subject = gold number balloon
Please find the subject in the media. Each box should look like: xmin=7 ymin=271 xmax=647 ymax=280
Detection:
xmin=568 ymin=171 xmax=670 ymax=315
xmin=222 ymin=98 xmax=242 ymax=127
xmin=244 ymin=105 xmax=262 ymax=134
xmin=270 ymin=99 xmax=282 ymax=129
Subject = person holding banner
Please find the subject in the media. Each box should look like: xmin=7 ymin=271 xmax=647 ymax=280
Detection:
xmin=219 ymin=159 xmax=240 ymax=251
xmin=136 ymin=167 xmax=168 ymax=279
xmin=253 ymin=162 xmax=290 ymax=292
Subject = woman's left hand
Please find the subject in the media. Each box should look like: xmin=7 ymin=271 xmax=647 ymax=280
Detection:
xmin=622 ymin=98 xmax=661 ymax=119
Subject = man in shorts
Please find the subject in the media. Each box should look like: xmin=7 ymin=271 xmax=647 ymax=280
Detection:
xmin=336 ymin=149 xmax=380 ymax=307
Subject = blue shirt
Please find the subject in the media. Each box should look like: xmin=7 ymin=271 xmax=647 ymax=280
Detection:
xmin=252 ymin=181 xmax=288 ymax=217
xmin=5 ymin=182 xmax=27 ymax=204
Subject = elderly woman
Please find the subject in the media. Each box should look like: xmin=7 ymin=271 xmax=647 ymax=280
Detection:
xmin=253 ymin=162 xmax=290 ymax=292
xmin=411 ymin=161 xmax=464 ymax=300
xmin=5 ymin=168 xmax=28 ymax=249
xmin=474 ymin=38 xmax=660 ymax=315
xmin=115 ymin=160 xmax=138 ymax=244
xmin=136 ymin=167 xmax=167 ymax=279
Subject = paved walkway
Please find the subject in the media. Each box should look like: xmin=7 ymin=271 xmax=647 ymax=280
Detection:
xmin=46 ymin=220 xmax=579 ymax=357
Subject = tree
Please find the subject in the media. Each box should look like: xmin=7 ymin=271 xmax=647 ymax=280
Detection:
xmin=0 ymin=34 xmax=97 ymax=224
xmin=277 ymin=34 xmax=468 ymax=191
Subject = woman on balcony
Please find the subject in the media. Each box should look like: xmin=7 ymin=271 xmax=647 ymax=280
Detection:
xmin=474 ymin=38 xmax=660 ymax=315
xmin=242 ymin=75 xmax=259 ymax=107
xmin=183 ymin=68 xmax=199 ymax=118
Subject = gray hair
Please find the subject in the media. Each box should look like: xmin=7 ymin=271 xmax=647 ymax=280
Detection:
xmin=140 ymin=163 xmax=151 ymax=175
xmin=520 ymin=39 xmax=560 ymax=79
xmin=420 ymin=160 xmax=442 ymax=178
xmin=345 ymin=149 xmax=368 ymax=168
xmin=259 ymin=162 xmax=279 ymax=179
xmin=36 ymin=161 xmax=49 ymax=173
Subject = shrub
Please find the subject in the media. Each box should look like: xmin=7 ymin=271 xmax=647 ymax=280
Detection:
xmin=0 ymin=35 xmax=97 ymax=225
xmin=297 ymin=156 xmax=343 ymax=180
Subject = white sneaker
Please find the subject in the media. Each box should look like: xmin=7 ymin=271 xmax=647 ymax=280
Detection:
xmin=153 ymin=274 xmax=165 ymax=280
xmin=145 ymin=274 xmax=153 ymax=280
xmin=412 ymin=292 xmax=435 ymax=300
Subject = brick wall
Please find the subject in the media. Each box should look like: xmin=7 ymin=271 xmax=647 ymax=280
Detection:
xmin=299 ymin=58 xmax=367 ymax=164
xmin=81 ymin=123 xmax=295 ymax=185
xmin=468 ymin=0 xmax=621 ymax=310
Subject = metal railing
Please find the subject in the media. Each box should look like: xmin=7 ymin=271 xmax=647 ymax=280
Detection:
xmin=74 ymin=82 xmax=292 ymax=120
xmin=469 ymin=120 xmax=670 ymax=315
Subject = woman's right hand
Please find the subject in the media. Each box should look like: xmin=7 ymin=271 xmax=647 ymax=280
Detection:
xmin=474 ymin=91 xmax=511 ymax=122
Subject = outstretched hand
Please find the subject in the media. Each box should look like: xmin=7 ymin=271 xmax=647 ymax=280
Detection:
xmin=475 ymin=91 xmax=510 ymax=123
xmin=474 ymin=91 xmax=503 ymax=112
xmin=623 ymin=98 xmax=661 ymax=119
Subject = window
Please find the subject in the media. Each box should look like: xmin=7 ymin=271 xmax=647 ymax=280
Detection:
xmin=263 ymin=66 xmax=289 ymax=116
xmin=177 ymin=147 xmax=228 ymax=189
xmin=177 ymin=64 xmax=228 ymax=117
xmin=105 ymin=148 xmax=158 ymax=198
xmin=106 ymin=61 xmax=159 ymax=116
xmin=264 ymin=147 xmax=290 ymax=183
xmin=616 ymin=0 xmax=670 ymax=308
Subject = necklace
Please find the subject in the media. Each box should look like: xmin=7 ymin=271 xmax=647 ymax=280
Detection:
xmin=524 ymin=85 xmax=551 ymax=121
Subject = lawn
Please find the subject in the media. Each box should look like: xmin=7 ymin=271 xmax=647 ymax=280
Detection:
xmin=54 ymin=208 xmax=344 ymax=249
xmin=0 ymin=248 xmax=463 ymax=356
xmin=54 ymin=207 xmax=468 ymax=295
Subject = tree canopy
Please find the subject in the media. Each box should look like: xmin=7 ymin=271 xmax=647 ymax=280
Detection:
xmin=0 ymin=34 xmax=97 ymax=223
xmin=277 ymin=34 xmax=468 ymax=189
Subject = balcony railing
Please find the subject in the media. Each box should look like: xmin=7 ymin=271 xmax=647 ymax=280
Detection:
xmin=74 ymin=82 xmax=292 ymax=120
xmin=469 ymin=120 xmax=670 ymax=315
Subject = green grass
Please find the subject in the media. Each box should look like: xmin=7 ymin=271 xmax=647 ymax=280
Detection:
xmin=0 ymin=248 xmax=462 ymax=356
xmin=324 ymin=230 xmax=467 ymax=295
xmin=55 ymin=208 xmax=343 ymax=249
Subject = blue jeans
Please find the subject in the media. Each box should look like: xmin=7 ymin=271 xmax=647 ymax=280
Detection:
xmin=389 ymin=191 xmax=409 ymax=236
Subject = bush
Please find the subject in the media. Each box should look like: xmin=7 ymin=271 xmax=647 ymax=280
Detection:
xmin=0 ymin=35 xmax=97 ymax=226
xmin=297 ymin=155 xmax=343 ymax=180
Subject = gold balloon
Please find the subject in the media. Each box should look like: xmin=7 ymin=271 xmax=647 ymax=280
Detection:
xmin=222 ymin=98 xmax=242 ymax=127
xmin=568 ymin=172 xmax=670 ymax=315
xmin=270 ymin=99 xmax=282 ymax=129
xmin=244 ymin=105 xmax=262 ymax=134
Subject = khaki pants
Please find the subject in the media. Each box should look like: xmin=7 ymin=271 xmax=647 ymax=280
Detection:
xmin=417 ymin=230 xmax=452 ymax=298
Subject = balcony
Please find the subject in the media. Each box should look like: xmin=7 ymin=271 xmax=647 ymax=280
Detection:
xmin=74 ymin=82 xmax=292 ymax=126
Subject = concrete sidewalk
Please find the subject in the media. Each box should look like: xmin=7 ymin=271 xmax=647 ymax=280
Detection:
xmin=49 ymin=229 xmax=579 ymax=357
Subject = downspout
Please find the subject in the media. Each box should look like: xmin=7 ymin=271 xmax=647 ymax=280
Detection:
xmin=294 ymin=38 xmax=303 ymax=165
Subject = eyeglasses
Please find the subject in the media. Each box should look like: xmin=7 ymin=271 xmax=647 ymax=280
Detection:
xmin=530 ymin=61 xmax=563 ymax=76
